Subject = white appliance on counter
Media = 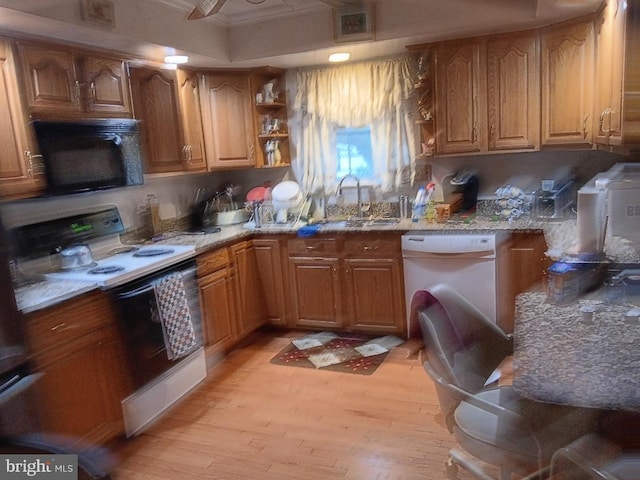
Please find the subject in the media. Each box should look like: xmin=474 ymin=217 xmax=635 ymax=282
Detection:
xmin=402 ymin=232 xmax=511 ymax=336
xmin=577 ymin=163 xmax=640 ymax=253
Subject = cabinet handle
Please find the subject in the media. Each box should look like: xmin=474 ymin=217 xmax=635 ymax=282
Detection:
xmin=90 ymin=81 xmax=96 ymax=101
xmin=248 ymin=142 xmax=254 ymax=162
xmin=489 ymin=124 xmax=495 ymax=142
xmin=188 ymin=145 xmax=193 ymax=162
xmin=363 ymin=246 xmax=378 ymax=251
xmin=583 ymin=114 xmax=589 ymax=139
xmin=24 ymin=151 xmax=44 ymax=177
xmin=305 ymin=246 xmax=319 ymax=251
xmin=607 ymin=107 xmax=613 ymax=134
xmin=182 ymin=145 xmax=188 ymax=162
xmin=73 ymin=80 xmax=81 ymax=105
xmin=598 ymin=109 xmax=606 ymax=134
xmin=472 ymin=125 xmax=478 ymax=143
xmin=51 ymin=322 xmax=75 ymax=332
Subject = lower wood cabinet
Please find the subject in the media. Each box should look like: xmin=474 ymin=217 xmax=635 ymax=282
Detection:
xmin=230 ymin=240 xmax=267 ymax=341
xmin=25 ymin=291 xmax=132 ymax=447
xmin=499 ymin=231 xmax=550 ymax=333
xmin=286 ymin=234 xmax=406 ymax=336
xmin=197 ymin=240 xmax=267 ymax=361
xmin=197 ymin=248 xmax=236 ymax=356
xmin=253 ymin=237 xmax=288 ymax=326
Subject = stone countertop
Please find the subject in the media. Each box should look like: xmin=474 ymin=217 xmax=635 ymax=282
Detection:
xmin=15 ymin=280 xmax=99 ymax=314
xmin=13 ymin=214 xmax=640 ymax=314
xmin=513 ymin=290 xmax=640 ymax=411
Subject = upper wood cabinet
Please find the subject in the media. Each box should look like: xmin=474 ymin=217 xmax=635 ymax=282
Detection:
xmin=595 ymin=0 xmax=640 ymax=149
xmin=176 ymin=69 xmax=207 ymax=172
xmin=540 ymin=19 xmax=595 ymax=148
xmin=17 ymin=42 xmax=132 ymax=118
xmin=415 ymin=31 xmax=539 ymax=156
xmin=200 ymin=72 xmax=255 ymax=170
xmin=0 ymin=39 xmax=44 ymax=199
xmin=434 ymin=39 xmax=486 ymax=155
xmin=486 ymin=32 xmax=540 ymax=151
xmin=129 ymin=66 xmax=185 ymax=173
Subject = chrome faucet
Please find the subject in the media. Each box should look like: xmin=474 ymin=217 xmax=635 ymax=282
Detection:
xmin=337 ymin=174 xmax=362 ymax=218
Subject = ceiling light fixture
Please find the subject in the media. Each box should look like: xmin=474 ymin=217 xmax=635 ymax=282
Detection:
xmin=164 ymin=55 xmax=189 ymax=64
xmin=329 ymin=52 xmax=350 ymax=63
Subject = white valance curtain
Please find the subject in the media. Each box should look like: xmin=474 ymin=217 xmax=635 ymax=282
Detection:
xmin=287 ymin=56 xmax=416 ymax=195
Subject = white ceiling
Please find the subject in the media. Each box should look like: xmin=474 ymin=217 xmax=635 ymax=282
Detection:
xmin=0 ymin=0 xmax=604 ymax=69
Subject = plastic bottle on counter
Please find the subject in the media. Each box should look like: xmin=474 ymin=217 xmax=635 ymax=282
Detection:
xmin=147 ymin=193 xmax=161 ymax=235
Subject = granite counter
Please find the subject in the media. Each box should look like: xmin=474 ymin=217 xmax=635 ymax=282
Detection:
xmin=513 ymin=290 xmax=640 ymax=411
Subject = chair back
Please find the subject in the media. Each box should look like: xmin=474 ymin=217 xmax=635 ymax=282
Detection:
xmin=416 ymin=285 xmax=513 ymax=429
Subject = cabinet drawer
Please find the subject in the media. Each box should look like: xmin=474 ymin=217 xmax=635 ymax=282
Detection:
xmin=287 ymin=238 xmax=339 ymax=256
xmin=197 ymin=248 xmax=230 ymax=277
xmin=344 ymin=237 xmax=400 ymax=258
xmin=26 ymin=292 xmax=116 ymax=355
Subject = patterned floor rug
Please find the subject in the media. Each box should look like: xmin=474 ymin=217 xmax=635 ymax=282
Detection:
xmin=270 ymin=331 xmax=404 ymax=375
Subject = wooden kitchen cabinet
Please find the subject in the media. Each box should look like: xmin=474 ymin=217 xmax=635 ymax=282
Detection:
xmin=287 ymin=235 xmax=406 ymax=335
xmin=17 ymin=41 xmax=132 ymax=118
xmin=197 ymin=248 xmax=236 ymax=357
xmin=0 ymin=39 xmax=44 ymax=199
xmin=25 ymin=291 xmax=132 ymax=447
xmin=434 ymin=39 xmax=486 ymax=155
xmin=343 ymin=236 xmax=405 ymax=335
xmin=129 ymin=66 xmax=185 ymax=173
xmin=250 ymin=66 xmax=291 ymax=168
xmin=253 ymin=236 xmax=288 ymax=326
xmin=412 ymin=30 xmax=539 ymax=157
xmin=486 ymin=32 xmax=540 ymax=151
xmin=499 ymin=231 xmax=550 ymax=333
xmin=594 ymin=0 xmax=640 ymax=149
xmin=200 ymin=72 xmax=255 ymax=169
xmin=176 ymin=69 xmax=207 ymax=172
xmin=540 ymin=18 xmax=596 ymax=148
xmin=230 ymin=240 xmax=267 ymax=341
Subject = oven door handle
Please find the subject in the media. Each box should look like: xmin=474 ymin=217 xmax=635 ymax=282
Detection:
xmin=116 ymin=284 xmax=155 ymax=300
xmin=115 ymin=267 xmax=197 ymax=300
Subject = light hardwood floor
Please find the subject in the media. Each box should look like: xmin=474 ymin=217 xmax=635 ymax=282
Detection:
xmin=111 ymin=329 xmax=475 ymax=480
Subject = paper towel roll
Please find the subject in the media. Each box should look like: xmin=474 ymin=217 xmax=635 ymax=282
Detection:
xmin=577 ymin=188 xmax=607 ymax=253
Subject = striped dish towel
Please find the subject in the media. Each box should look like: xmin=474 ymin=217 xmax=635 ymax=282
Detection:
xmin=152 ymin=272 xmax=197 ymax=360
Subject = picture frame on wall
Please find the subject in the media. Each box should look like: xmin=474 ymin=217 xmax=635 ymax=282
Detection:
xmin=333 ymin=5 xmax=375 ymax=44
xmin=81 ymin=0 xmax=116 ymax=28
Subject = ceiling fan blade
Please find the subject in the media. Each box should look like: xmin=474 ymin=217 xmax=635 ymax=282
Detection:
xmin=315 ymin=0 xmax=360 ymax=8
xmin=188 ymin=0 xmax=228 ymax=20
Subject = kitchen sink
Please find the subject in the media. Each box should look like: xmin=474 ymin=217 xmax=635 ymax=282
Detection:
xmin=316 ymin=217 xmax=401 ymax=229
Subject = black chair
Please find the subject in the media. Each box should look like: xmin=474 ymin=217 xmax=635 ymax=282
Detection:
xmin=417 ymin=284 xmax=601 ymax=480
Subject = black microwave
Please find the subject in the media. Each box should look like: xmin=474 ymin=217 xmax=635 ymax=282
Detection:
xmin=32 ymin=119 xmax=144 ymax=196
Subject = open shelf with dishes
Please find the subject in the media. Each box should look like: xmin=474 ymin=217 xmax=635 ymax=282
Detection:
xmin=250 ymin=67 xmax=291 ymax=168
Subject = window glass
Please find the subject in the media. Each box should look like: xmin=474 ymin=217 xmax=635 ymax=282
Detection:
xmin=336 ymin=127 xmax=373 ymax=180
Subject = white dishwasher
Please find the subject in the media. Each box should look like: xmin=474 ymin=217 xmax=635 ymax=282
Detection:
xmin=402 ymin=232 xmax=510 ymax=335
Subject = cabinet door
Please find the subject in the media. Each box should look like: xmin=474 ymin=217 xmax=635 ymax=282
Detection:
xmin=201 ymin=73 xmax=255 ymax=169
xmin=288 ymin=256 xmax=342 ymax=329
xmin=82 ymin=55 xmax=132 ymax=117
xmin=607 ymin=0 xmax=627 ymax=144
xmin=231 ymin=241 xmax=266 ymax=340
xmin=344 ymin=258 xmax=405 ymax=335
xmin=541 ymin=20 xmax=595 ymax=147
xmin=254 ymin=237 xmax=287 ymax=326
xmin=198 ymin=267 xmax=236 ymax=355
xmin=435 ymin=40 xmax=486 ymax=155
xmin=18 ymin=43 xmax=81 ymax=114
xmin=176 ymin=70 xmax=207 ymax=171
xmin=0 ymin=40 xmax=44 ymax=198
xmin=487 ymin=33 xmax=539 ymax=151
xmin=27 ymin=292 xmax=131 ymax=447
xmin=129 ymin=66 xmax=185 ymax=173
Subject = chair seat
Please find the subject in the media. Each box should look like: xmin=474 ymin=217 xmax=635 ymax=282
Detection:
xmin=455 ymin=387 xmax=601 ymax=470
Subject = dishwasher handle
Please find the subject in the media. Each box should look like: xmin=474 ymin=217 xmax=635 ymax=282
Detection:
xmin=402 ymin=249 xmax=497 ymax=259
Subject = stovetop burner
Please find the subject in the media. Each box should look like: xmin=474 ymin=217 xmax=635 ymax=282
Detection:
xmin=109 ymin=246 xmax=140 ymax=255
xmin=88 ymin=265 xmax=126 ymax=275
xmin=133 ymin=248 xmax=175 ymax=257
